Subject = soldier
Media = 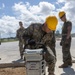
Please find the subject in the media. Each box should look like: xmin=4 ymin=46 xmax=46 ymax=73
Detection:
xmin=16 ymin=21 xmax=25 ymax=59
xmin=58 ymin=11 xmax=72 ymax=68
xmin=23 ymin=16 xmax=58 ymax=75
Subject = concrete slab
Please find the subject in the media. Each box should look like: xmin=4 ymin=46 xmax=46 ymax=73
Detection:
xmin=0 ymin=38 xmax=75 ymax=75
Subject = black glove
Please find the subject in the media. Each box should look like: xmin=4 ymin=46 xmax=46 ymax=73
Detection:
xmin=28 ymin=39 xmax=36 ymax=45
xmin=60 ymin=41 xmax=62 ymax=46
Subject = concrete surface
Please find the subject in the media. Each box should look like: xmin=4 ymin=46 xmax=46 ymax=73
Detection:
xmin=0 ymin=38 xmax=75 ymax=75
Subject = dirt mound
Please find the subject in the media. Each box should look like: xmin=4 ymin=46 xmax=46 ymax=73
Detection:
xmin=0 ymin=67 xmax=26 ymax=75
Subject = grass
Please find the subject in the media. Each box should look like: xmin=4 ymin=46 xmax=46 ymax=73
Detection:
xmin=0 ymin=38 xmax=18 ymax=43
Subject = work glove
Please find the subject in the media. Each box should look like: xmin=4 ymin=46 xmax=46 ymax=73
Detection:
xmin=60 ymin=41 xmax=62 ymax=46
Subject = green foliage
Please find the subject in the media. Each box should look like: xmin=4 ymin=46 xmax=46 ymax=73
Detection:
xmin=1 ymin=38 xmax=18 ymax=43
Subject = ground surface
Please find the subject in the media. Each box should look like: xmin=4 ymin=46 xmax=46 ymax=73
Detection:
xmin=0 ymin=38 xmax=75 ymax=75
xmin=0 ymin=67 xmax=26 ymax=75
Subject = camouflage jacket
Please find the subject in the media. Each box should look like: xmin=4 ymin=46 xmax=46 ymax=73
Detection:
xmin=62 ymin=21 xmax=72 ymax=41
xmin=23 ymin=23 xmax=54 ymax=49
xmin=16 ymin=27 xmax=25 ymax=42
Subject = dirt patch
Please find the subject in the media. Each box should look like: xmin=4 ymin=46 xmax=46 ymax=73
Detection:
xmin=0 ymin=67 xmax=26 ymax=75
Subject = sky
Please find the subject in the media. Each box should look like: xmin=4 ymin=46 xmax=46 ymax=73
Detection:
xmin=0 ymin=0 xmax=75 ymax=38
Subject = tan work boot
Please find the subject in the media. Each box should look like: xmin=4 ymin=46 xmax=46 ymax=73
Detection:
xmin=68 ymin=62 xmax=72 ymax=66
xmin=48 ymin=73 xmax=55 ymax=75
xmin=59 ymin=63 xmax=69 ymax=68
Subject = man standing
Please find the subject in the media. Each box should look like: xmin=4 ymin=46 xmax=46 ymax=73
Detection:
xmin=58 ymin=11 xmax=72 ymax=68
xmin=23 ymin=16 xmax=58 ymax=75
xmin=16 ymin=21 xmax=25 ymax=59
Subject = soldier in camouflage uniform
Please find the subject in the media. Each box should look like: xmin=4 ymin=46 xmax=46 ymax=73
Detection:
xmin=16 ymin=21 xmax=25 ymax=59
xmin=58 ymin=11 xmax=72 ymax=68
xmin=23 ymin=16 xmax=58 ymax=75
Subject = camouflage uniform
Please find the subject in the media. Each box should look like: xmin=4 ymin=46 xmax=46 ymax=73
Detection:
xmin=23 ymin=23 xmax=56 ymax=75
xmin=50 ymin=31 xmax=56 ymax=57
xmin=16 ymin=27 xmax=25 ymax=59
xmin=61 ymin=21 xmax=72 ymax=64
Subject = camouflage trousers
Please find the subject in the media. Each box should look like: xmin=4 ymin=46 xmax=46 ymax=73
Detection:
xmin=50 ymin=44 xmax=56 ymax=58
xmin=62 ymin=38 xmax=72 ymax=63
xmin=19 ymin=42 xmax=24 ymax=58
xmin=44 ymin=46 xmax=56 ymax=75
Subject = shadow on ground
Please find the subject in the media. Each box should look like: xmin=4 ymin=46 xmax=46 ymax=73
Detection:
xmin=61 ymin=67 xmax=75 ymax=75
xmin=12 ymin=59 xmax=24 ymax=63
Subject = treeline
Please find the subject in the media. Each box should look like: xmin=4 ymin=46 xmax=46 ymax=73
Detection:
xmin=0 ymin=33 xmax=75 ymax=43
xmin=0 ymin=37 xmax=18 ymax=43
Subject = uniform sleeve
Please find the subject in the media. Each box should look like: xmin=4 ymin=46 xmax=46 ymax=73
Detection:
xmin=67 ymin=21 xmax=72 ymax=39
xmin=67 ymin=21 xmax=72 ymax=31
xmin=41 ymin=32 xmax=53 ymax=45
xmin=16 ymin=30 xmax=19 ymax=38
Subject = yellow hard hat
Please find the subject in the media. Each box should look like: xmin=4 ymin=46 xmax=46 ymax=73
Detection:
xmin=59 ymin=11 xmax=65 ymax=18
xmin=45 ymin=16 xmax=58 ymax=30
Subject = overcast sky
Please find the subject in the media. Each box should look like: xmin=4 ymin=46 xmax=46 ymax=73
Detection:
xmin=0 ymin=0 xmax=75 ymax=38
